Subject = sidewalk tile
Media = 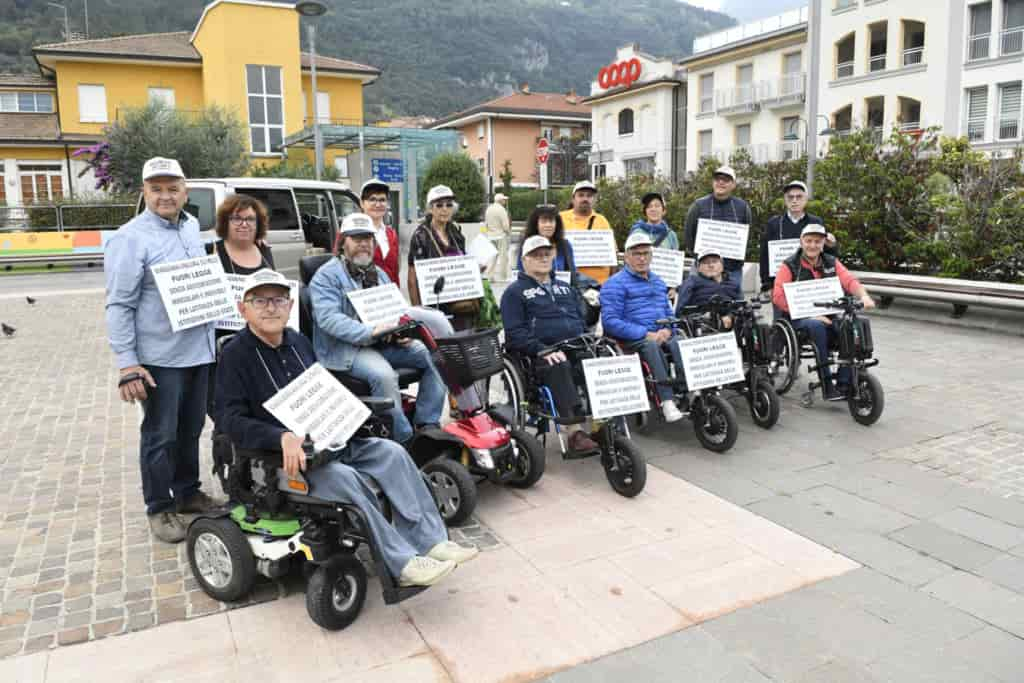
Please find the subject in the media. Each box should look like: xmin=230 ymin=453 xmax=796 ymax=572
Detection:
xmin=942 ymin=626 xmax=1024 ymax=682
xmin=975 ymin=554 xmax=1024 ymax=594
xmin=794 ymin=658 xmax=881 ymax=683
xmin=793 ymin=485 xmax=916 ymax=534
xmin=888 ymin=522 xmax=1003 ymax=570
xmin=0 ymin=651 xmax=47 ymax=683
xmin=930 ymin=508 xmax=1024 ymax=550
xmin=923 ymin=571 xmax=1024 ymax=638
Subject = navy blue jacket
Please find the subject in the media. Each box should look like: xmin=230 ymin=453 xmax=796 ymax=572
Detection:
xmin=600 ymin=266 xmax=673 ymax=342
xmin=215 ymin=326 xmax=315 ymax=451
xmin=676 ymin=271 xmax=742 ymax=313
xmin=500 ymin=272 xmax=585 ymax=356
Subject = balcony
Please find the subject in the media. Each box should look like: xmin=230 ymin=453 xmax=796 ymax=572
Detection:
xmin=1002 ymin=27 xmax=1024 ymax=55
xmin=836 ymin=60 xmax=855 ymax=79
xmin=761 ymin=73 xmax=806 ymax=109
xmin=715 ymin=84 xmax=761 ymax=117
xmin=778 ymin=140 xmax=805 ymax=160
xmin=902 ymin=47 xmax=924 ymax=66
xmin=967 ymin=33 xmax=991 ymax=61
xmin=869 ymin=54 xmax=887 ymax=72
xmin=997 ymin=118 xmax=1020 ymax=140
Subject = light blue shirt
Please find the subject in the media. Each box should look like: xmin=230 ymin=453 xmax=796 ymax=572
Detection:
xmin=105 ymin=207 xmax=215 ymax=369
xmin=309 ymin=257 xmax=391 ymax=372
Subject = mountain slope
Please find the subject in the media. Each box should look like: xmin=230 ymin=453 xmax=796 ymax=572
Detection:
xmin=1 ymin=0 xmax=734 ymax=119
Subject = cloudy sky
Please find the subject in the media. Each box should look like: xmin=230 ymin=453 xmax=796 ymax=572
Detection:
xmin=685 ymin=0 xmax=807 ymax=22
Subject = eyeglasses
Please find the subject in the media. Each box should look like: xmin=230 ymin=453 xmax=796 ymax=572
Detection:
xmin=785 ymin=194 xmax=805 ymax=201
xmin=364 ymin=197 xmax=388 ymax=204
xmin=245 ymin=296 xmax=290 ymax=309
xmin=229 ymin=216 xmax=258 ymax=226
xmin=629 ymin=251 xmax=653 ymax=260
xmin=433 ymin=201 xmax=455 ymax=208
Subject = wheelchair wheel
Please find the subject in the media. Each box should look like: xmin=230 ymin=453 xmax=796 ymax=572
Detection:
xmin=506 ymin=429 xmax=546 ymax=489
xmin=848 ymin=372 xmax=884 ymax=426
xmin=748 ymin=379 xmax=780 ymax=429
xmin=769 ymin=319 xmax=799 ymax=395
xmin=692 ymin=393 xmax=738 ymax=453
xmin=487 ymin=356 xmax=526 ymax=427
xmin=305 ymin=554 xmax=367 ymax=631
xmin=422 ymin=457 xmax=477 ymax=526
xmin=603 ymin=434 xmax=646 ymax=498
xmin=186 ymin=517 xmax=256 ymax=603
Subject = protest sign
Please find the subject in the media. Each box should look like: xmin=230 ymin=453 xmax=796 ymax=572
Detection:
xmin=263 ymin=363 xmax=371 ymax=450
xmin=767 ymin=239 xmax=802 ymax=277
xmin=783 ymin=278 xmax=845 ymax=319
xmin=582 ymin=354 xmax=650 ymax=419
xmin=346 ymin=283 xmax=410 ymax=328
xmin=650 ymin=248 xmax=686 ymax=286
xmin=677 ymin=333 xmax=746 ymax=391
xmin=565 ymin=231 xmax=618 ymax=267
xmin=694 ymin=219 xmax=749 ymax=262
xmin=152 ymin=255 xmax=233 ymax=332
xmin=216 ymin=274 xmax=299 ymax=332
xmin=414 ymin=255 xmax=485 ymax=305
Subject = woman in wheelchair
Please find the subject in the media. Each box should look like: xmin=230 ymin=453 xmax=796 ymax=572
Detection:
xmin=675 ymin=250 xmax=742 ymax=329
xmin=500 ymin=235 xmax=599 ymax=455
xmin=216 ymin=270 xmax=478 ymax=588
xmin=600 ymin=232 xmax=687 ymax=423
xmin=772 ymin=225 xmax=875 ymax=400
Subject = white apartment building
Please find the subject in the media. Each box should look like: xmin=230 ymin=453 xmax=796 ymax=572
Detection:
xmin=584 ymin=44 xmax=686 ymax=181
xmin=680 ymin=7 xmax=812 ymax=172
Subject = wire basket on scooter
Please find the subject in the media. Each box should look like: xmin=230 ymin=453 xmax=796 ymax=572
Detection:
xmin=435 ymin=328 xmax=504 ymax=386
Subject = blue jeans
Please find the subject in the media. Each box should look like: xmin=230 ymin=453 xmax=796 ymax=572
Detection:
xmin=633 ymin=334 xmax=686 ymax=402
xmin=790 ymin=317 xmax=850 ymax=387
xmin=306 ymin=437 xmax=447 ymax=578
xmin=139 ymin=365 xmax=210 ymax=515
xmin=348 ymin=341 xmax=446 ymax=443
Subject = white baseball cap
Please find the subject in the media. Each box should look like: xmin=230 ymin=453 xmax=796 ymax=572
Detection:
xmin=713 ymin=166 xmax=737 ymax=181
xmin=360 ymin=177 xmax=389 ymax=198
xmin=522 ymin=235 xmax=552 ymax=255
xmin=142 ymin=156 xmax=185 ymax=181
xmin=426 ymin=185 xmax=455 ymax=205
xmin=801 ymin=224 xmax=828 ymax=237
xmin=624 ymin=231 xmax=653 ymax=251
xmin=571 ymin=180 xmax=597 ymax=195
xmin=241 ymin=268 xmax=291 ymax=298
xmin=697 ymin=249 xmax=723 ymax=261
xmin=494 ymin=192 xmax=507 ymax=202
xmin=340 ymin=212 xmax=376 ymax=237
xmin=783 ymin=180 xmax=808 ymax=194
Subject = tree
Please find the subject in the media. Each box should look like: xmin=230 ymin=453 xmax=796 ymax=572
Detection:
xmin=249 ymin=159 xmax=340 ymax=181
xmin=77 ymin=103 xmax=249 ymax=192
xmin=421 ymin=152 xmax=486 ymax=222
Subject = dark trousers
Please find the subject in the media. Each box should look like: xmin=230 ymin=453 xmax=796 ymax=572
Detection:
xmin=789 ymin=318 xmax=850 ymax=387
xmin=140 ymin=364 xmax=210 ymax=515
xmin=535 ymin=357 xmax=581 ymax=419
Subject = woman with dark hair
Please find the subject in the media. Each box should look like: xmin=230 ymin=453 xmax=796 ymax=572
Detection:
xmin=629 ymin=192 xmax=679 ymax=250
xmin=209 ymin=194 xmax=275 ymax=276
xmin=516 ymin=204 xmax=577 ymax=280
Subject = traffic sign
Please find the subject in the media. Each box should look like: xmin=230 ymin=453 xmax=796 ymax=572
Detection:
xmin=536 ymin=139 xmax=550 ymax=164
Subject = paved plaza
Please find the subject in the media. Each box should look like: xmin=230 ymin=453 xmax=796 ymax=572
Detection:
xmin=1 ymin=285 xmax=1023 ymax=681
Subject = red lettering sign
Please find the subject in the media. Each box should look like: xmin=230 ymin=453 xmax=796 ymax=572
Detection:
xmin=597 ymin=58 xmax=642 ymax=90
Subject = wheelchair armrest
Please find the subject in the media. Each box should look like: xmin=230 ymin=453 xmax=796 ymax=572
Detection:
xmin=359 ymin=396 xmax=394 ymax=415
xmin=233 ymin=447 xmax=285 ymax=466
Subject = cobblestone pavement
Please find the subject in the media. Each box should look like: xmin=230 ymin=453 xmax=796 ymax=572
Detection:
xmin=1 ymin=293 xmax=1022 ymax=663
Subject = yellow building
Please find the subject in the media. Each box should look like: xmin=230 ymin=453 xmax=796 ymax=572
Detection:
xmin=0 ymin=0 xmax=378 ymax=205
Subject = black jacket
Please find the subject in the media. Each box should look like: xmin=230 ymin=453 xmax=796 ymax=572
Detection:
xmin=759 ymin=213 xmax=836 ymax=290
xmin=683 ymin=194 xmax=753 ymax=273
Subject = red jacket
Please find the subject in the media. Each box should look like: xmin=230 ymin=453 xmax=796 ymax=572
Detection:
xmin=333 ymin=225 xmax=400 ymax=284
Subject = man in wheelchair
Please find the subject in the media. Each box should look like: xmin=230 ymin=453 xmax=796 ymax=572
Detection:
xmin=601 ymin=232 xmax=686 ymax=423
xmin=675 ymin=249 xmax=743 ymax=329
xmin=309 ymin=213 xmax=447 ymax=445
xmin=216 ymin=269 xmax=477 ymax=587
xmin=500 ymin=235 xmax=599 ymax=455
xmin=772 ymin=224 xmax=875 ymax=400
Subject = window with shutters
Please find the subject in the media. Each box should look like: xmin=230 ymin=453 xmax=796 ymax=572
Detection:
xmin=246 ymin=65 xmax=284 ymax=155
xmin=735 ymin=124 xmax=751 ymax=147
xmin=968 ymin=3 xmax=992 ymax=60
xmin=966 ymin=87 xmax=987 ymax=141
xmin=699 ymin=74 xmax=714 ymax=113
xmin=698 ymin=130 xmax=712 ymax=158
xmin=18 ymin=163 xmax=63 ymax=203
xmin=997 ymin=82 xmax=1022 ymax=139
xmin=77 ymin=84 xmax=107 ymax=123
xmin=737 ymin=64 xmax=754 ymax=104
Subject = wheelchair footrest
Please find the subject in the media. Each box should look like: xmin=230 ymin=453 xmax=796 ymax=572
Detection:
xmin=381 ymin=583 xmax=428 ymax=605
xmin=562 ymin=446 xmax=601 ymax=460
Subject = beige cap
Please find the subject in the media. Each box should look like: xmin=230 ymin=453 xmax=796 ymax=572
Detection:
xmin=142 ymin=157 xmax=185 ymax=181
xmin=522 ymin=235 xmax=552 ymax=255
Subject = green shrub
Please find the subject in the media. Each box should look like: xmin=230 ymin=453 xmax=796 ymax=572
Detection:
xmin=420 ymin=152 xmax=487 ymax=222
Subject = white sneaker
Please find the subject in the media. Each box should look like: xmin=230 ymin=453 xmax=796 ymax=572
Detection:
xmin=427 ymin=540 xmax=480 ymax=565
xmin=661 ymin=401 xmax=685 ymax=423
xmin=398 ymin=556 xmax=456 ymax=587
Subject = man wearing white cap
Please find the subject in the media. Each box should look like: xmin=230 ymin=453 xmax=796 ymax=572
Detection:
xmin=560 ymin=180 xmax=615 ymax=284
xmin=105 ymin=156 xmax=222 ymax=544
xmin=601 ymin=232 xmax=686 ymax=423
xmin=773 ymin=224 xmax=875 ymax=400
xmin=484 ymin=192 xmax=511 ymax=281
xmin=311 ymin=213 xmax=447 ymax=445
xmin=759 ymin=180 xmax=835 ymax=295
xmin=215 ymin=268 xmax=477 ymax=587
xmin=676 ymin=249 xmax=742 ymax=328
xmin=683 ymin=165 xmax=752 ymax=282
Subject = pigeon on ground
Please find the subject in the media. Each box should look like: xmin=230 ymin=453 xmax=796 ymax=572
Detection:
xmin=26 ymin=296 xmax=36 ymax=304
xmin=1 ymin=323 xmax=15 ymax=337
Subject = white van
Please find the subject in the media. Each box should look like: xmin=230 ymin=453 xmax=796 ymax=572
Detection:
xmin=136 ymin=178 xmax=361 ymax=277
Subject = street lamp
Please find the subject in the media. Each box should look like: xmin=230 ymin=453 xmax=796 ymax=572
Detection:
xmin=783 ymin=115 xmax=834 ymax=194
xmin=295 ymin=1 xmax=327 ymax=181
xmin=46 ymin=2 xmax=69 ymax=42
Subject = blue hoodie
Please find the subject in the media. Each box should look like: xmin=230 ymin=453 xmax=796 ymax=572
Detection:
xmin=500 ymin=271 xmax=585 ymax=356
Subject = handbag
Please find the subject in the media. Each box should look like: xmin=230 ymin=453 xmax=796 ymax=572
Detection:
xmin=426 ymin=225 xmax=480 ymax=317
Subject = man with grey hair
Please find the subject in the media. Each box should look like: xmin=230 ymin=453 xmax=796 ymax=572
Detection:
xmin=484 ymin=192 xmax=511 ymax=281
xmin=105 ymin=157 xmax=222 ymax=544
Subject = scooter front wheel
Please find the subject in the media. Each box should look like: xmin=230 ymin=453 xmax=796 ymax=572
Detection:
xmin=848 ymin=372 xmax=884 ymax=426
xmin=505 ymin=429 xmax=546 ymax=489
xmin=306 ymin=554 xmax=367 ymax=631
xmin=692 ymin=393 xmax=739 ymax=453
xmin=748 ymin=379 xmax=780 ymax=429
xmin=602 ymin=434 xmax=646 ymax=498
xmin=422 ymin=457 xmax=477 ymax=526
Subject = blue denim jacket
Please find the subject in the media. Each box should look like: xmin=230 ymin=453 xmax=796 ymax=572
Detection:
xmin=104 ymin=208 xmax=215 ymax=369
xmin=309 ymin=257 xmax=392 ymax=371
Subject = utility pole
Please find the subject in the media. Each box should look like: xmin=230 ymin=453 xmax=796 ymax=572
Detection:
xmin=806 ymin=0 xmax=822 ymax=196
xmin=295 ymin=2 xmax=327 ymax=181
xmin=47 ymin=3 xmax=69 ymax=42
xmin=84 ymin=0 xmax=89 ymax=39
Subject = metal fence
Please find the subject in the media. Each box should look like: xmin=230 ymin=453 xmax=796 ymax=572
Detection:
xmin=0 ymin=203 xmax=135 ymax=233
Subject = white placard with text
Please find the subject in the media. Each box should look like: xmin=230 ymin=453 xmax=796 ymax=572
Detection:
xmin=263 ymin=363 xmax=371 ymax=451
xmin=582 ymin=354 xmax=651 ymax=420
xmin=767 ymin=239 xmax=802 ymax=277
xmin=694 ymin=218 xmax=749 ymax=262
xmin=151 ymin=255 xmax=234 ymax=332
xmin=650 ymin=248 xmax=686 ymax=286
xmin=216 ymin=274 xmax=299 ymax=332
xmin=468 ymin=235 xmax=499 ymax=268
xmin=346 ymin=283 xmax=410 ymax=328
xmin=677 ymin=333 xmax=746 ymax=391
xmin=783 ymin=278 xmax=845 ymax=319
xmin=565 ymin=231 xmax=618 ymax=267
xmin=414 ymin=255 xmax=485 ymax=305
